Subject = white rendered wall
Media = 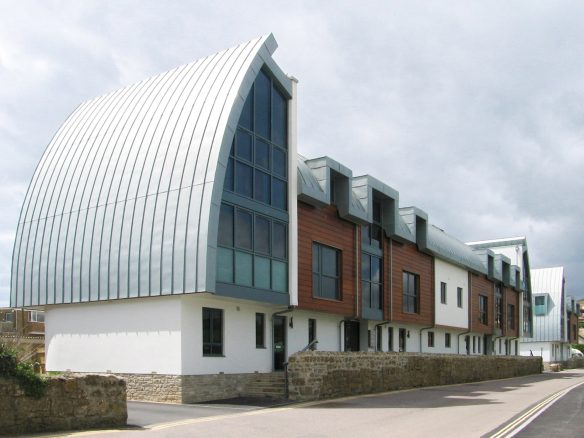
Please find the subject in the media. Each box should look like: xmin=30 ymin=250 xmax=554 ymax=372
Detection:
xmin=181 ymin=294 xmax=275 ymax=374
xmin=520 ymin=342 xmax=553 ymax=361
xmin=384 ymin=324 xmax=421 ymax=353
xmin=287 ymin=311 xmax=342 ymax=354
xmin=434 ymin=259 xmax=469 ymax=329
xmin=45 ymin=296 xmax=183 ymax=374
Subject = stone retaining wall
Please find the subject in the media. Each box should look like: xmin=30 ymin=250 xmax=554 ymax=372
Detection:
xmin=0 ymin=374 xmax=126 ymax=436
xmin=287 ymin=352 xmax=543 ymax=401
xmin=120 ymin=372 xmax=285 ymax=403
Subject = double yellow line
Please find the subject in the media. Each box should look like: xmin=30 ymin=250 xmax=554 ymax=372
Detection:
xmin=489 ymin=381 xmax=584 ymax=438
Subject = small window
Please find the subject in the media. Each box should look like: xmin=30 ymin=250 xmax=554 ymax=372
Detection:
xmin=457 ymin=287 xmax=463 ymax=308
xmin=507 ymin=304 xmax=516 ymax=330
xmin=313 ymin=243 xmax=341 ymax=300
xmin=4 ymin=312 xmax=14 ymax=323
xmin=256 ymin=313 xmax=265 ymax=348
xmin=403 ymin=271 xmax=419 ymax=313
xmin=428 ymin=331 xmax=435 ymax=348
xmin=29 ymin=310 xmax=45 ymax=323
xmin=440 ymin=282 xmax=447 ymax=304
xmin=203 ymin=308 xmax=223 ymax=356
xmin=445 ymin=333 xmax=451 ymax=348
xmin=479 ymin=295 xmax=488 ymax=325
xmin=308 ymin=318 xmax=317 ymax=349
xmin=388 ymin=327 xmax=394 ymax=352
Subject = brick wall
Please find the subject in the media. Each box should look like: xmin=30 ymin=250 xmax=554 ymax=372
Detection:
xmin=287 ymin=351 xmax=542 ymax=401
xmin=298 ymin=202 xmax=357 ymax=317
xmin=390 ymin=240 xmax=433 ymax=325
xmin=0 ymin=374 xmax=126 ymax=436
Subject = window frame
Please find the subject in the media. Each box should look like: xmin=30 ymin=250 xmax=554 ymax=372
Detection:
xmin=312 ymin=242 xmax=342 ymax=301
xmin=507 ymin=304 xmax=515 ymax=330
xmin=440 ymin=282 xmax=447 ymax=304
xmin=479 ymin=295 xmax=488 ymax=325
xmin=428 ymin=331 xmax=435 ymax=348
xmin=445 ymin=332 xmax=451 ymax=348
xmin=403 ymin=271 xmax=420 ymax=313
xmin=202 ymin=307 xmax=224 ymax=357
xmin=256 ymin=313 xmax=266 ymax=348
xmin=457 ymin=287 xmax=463 ymax=308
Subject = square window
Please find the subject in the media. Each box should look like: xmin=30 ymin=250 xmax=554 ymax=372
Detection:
xmin=254 ymin=169 xmax=270 ymax=204
xmin=235 ymin=161 xmax=253 ymax=198
xmin=234 ymin=209 xmax=252 ymax=250
xmin=235 ymin=251 xmax=252 ymax=286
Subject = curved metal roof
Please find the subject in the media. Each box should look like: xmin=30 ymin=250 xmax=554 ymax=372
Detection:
xmin=426 ymin=225 xmax=486 ymax=274
xmin=11 ymin=34 xmax=290 ymax=306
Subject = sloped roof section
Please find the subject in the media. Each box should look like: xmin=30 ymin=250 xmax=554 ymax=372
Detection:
xmin=425 ymin=225 xmax=486 ymax=274
xmin=11 ymin=34 xmax=289 ymax=306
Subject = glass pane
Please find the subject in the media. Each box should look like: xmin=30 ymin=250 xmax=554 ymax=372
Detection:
xmin=371 ymin=256 xmax=381 ymax=283
xmin=240 ymin=87 xmax=253 ymax=130
xmin=272 ymin=260 xmax=287 ymax=292
xmin=255 ymin=139 xmax=270 ymax=170
xmin=224 ymin=157 xmax=234 ymax=191
xmin=216 ymin=247 xmax=234 ymax=283
xmin=312 ymin=244 xmax=320 ymax=272
xmin=203 ymin=309 xmax=211 ymax=342
xmin=254 ymin=70 xmax=271 ymax=139
xmin=272 ymin=222 xmax=286 ymax=259
xmin=256 ymin=313 xmax=264 ymax=347
xmin=371 ymin=224 xmax=382 ymax=248
xmin=254 ymin=169 xmax=270 ymax=204
xmin=361 ymin=254 xmax=370 ymax=281
xmin=235 ymin=251 xmax=253 ymax=286
xmin=373 ymin=200 xmax=381 ymax=223
xmin=218 ymin=203 xmax=233 ymax=247
xmin=322 ymin=246 xmax=338 ymax=276
xmin=273 ymin=147 xmax=286 ymax=178
xmin=254 ymin=256 xmax=270 ymax=289
xmin=272 ymin=177 xmax=287 ymax=210
xmin=212 ymin=311 xmax=222 ymax=343
xmin=313 ymin=273 xmax=320 ymax=296
xmin=254 ymin=215 xmax=270 ymax=255
xmin=235 ymin=209 xmax=252 ymax=250
xmin=235 ymin=161 xmax=253 ymax=198
xmin=361 ymin=225 xmax=370 ymax=245
xmin=321 ymin=277 xmax=338 ymax=299
xmin=272 ymin=86 xmax=287 ymax=147
xmin=362 ymin=281 xmax=371 ymax=307
xmin=236 ymin=130 xmax=252 ymax=162
xmin=371 ymin=283 xmax=381 ymax=309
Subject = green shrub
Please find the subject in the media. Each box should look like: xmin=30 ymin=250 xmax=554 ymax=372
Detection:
xmin=0 ymin=342 xmax=47 ymax=398
xmin=571 ymin=344 xmax=584 ymax=354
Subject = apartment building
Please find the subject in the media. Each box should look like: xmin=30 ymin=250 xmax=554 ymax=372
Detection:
xmin=11 ymin=35 xmax=533 ymax=399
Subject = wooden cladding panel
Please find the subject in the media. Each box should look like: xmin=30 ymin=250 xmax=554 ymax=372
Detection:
xmin=390 ymin=240 xmax=433 ymax=326
xmin=297 ymin=202 xmax=356 ymax=316
xmin=471 ymin=274 xmax=494 ymax=333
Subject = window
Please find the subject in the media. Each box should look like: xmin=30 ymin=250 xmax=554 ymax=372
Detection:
xmin=399 ymin=328 xmax=407 ymax=352
xmin=428 ymin=331 xmax=435 ymax=348
xmin=495 ymin=286 xmax=503 ymax=329
xmin=457 ymin=287 xmax=463 ymax=308
xmin=388 ymin=327 xmax=394 ymax=351
xmin=313 ymin=243 xmax=341 ymax=300
xmin=440 ymin=282 xmax=447 ymax=304
xmin=376 ymin=325 xmax=382 ymax=351
xmin=368 ymin=330 xmax=373 ymax=348
xmin=256 ymin=313 xmax=265 ymax=348
xmin=479 ymin=295 xmax=488 ymax=325
xmin=225 ymin=70 xmax=288 ymax=211
xmin=403 ymin=271 xmax=419 ymax=313
xmin=362 ymin=254 xmax=382 ymax=310
xmin=507 ymin=304 xmax=515 ymax=330
xmin=29 ymin=310 xmax=45 ymax=323
xmin=217 ymin=202 xmax=288 ymax=293
xmin=4 ymin=312 xmax=14 ymax=323
xmin=445 ymin=333 xmax=451 ymax=348
xmin=203 ymin=308 xmax=223 ymax=356
xmin=534 ymin=295 xmax=547 ymax=315
xmin=472 ymin=336 xmax=476 ymax=353
xmin=308 ymin=318 xmax=317 ymax=349
xmin=361 ymin=200 xmax=382 ymax=249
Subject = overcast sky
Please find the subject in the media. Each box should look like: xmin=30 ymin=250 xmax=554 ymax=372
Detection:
xmin=2 ymin=1 xmax=584 ymax=307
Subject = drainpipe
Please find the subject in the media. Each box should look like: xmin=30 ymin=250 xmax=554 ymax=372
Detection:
xmin=339 ymin=319 xmax=345 ymax=352
xmin=389 ymin=239 xmax=393 ymax=322
xmin=458 ymin=273 xmax=473 ymax=355
xmin=374 ymin=321 xmax=391 ymax=352
xmin=354 ymin=224 xmax=359 ymax=319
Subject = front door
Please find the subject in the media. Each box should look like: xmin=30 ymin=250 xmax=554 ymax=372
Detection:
xmin=273 ymin=316 xmax=286 ymax=370
xmin=399 ymin=328 xmax=406 ymax=352
xmin=344 ymin=321 xmax=360 ymax=351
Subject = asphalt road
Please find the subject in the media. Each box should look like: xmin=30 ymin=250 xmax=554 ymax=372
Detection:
xmin=38 ymin=369 xmax=584 ymax=438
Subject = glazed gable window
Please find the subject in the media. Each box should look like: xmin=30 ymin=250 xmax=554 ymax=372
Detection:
xmin=313 ymin=243 xmax=341 ymax=300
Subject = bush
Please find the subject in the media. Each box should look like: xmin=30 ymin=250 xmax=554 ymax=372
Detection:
xmin=571 ymin=344 xmax=584 ymax=354
xmin=0 ymin=342 xmax=47 ymax=398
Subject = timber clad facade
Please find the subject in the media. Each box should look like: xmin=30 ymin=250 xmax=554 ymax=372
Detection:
xmin=13 ymin=34 xmax=574 ymax=404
